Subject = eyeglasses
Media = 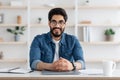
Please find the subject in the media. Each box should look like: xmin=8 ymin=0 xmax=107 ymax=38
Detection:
xmin=50 ymin=20 xmax=65 ymax=26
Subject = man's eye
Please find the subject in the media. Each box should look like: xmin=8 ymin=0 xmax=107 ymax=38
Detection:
xmin=59 ymin=21 xmax=65 ymax=24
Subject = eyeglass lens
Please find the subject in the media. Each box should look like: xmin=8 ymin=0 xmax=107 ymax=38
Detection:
xmin=50 ymin=20 xmax=65 ymax=26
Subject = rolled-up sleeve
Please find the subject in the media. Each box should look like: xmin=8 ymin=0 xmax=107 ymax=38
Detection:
xmin=30 ymin=36 xmax=41 ymax=70
xmin=73 ymin=36 xmax=86 ymax=69
xmin=76 ymin=60 xmax=85 ymax=69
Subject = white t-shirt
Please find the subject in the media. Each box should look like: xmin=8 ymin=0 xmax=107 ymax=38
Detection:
xmin=53 ymin=39 xmax=60 ymax=62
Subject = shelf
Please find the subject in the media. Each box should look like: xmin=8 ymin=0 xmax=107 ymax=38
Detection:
xmin=0 ymin=24 xmax=27 ymax=27
xmin=0 ymin=6 xmax=27 ymax=9
xmin=85 ymin=59 xmax=120 ymax=63
xmin=31 ymin=6 xmax=74 ymax=10
xmin=0 ymin=58 xmax=27 ymax=63
xmin=0 ymin=42 xmax=27 ymax=45
xmin=78 ymin=6 xmax=120 ymax=9
xmin=80 ymin=41 xmax=120 ymax=45
xmin=30 ymin=24 xmax=74 ymax=28
xmin=78 ymin=24 xmax=120 ymax=27
xmin=0 ymin=0 xmax=119 ymax=68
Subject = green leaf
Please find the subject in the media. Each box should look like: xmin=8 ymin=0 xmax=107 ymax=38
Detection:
xmin=6 ymin=26 xmax=26 ymax=35
xmin=21 ymin=26 xmax=25 ymax=31
xmin=19 ymin=32 xmax=23 ymax=35
xmin=104 ymin=28 xmax=115 ymax=35
xmin=15 ymin=26 xmax=19 ymax=30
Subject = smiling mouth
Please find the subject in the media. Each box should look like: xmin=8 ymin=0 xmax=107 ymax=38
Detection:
xmin=54 ymin=28 xmax=61 ymax=31
xmin=54 ymin=28 xmax=60 ymax=30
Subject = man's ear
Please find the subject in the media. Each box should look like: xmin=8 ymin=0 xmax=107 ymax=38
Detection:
xmin=48 ymin=21 xmax=50 ymax=27
xmin=64 ymin=22 xmax=66 ymax=26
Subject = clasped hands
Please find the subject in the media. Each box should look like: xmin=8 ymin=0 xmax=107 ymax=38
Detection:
xmin=52 ymin=57 xmax=73 ymax=72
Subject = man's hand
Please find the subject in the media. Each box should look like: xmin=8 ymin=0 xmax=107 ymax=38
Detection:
xmin=53 ymin=57 xmax=73 ymax=72
xmin=36 ymin=58 xmax=82 ymax=71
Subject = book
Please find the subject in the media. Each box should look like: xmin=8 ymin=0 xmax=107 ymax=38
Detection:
xmin=0 ymin=67 xmax=32 ymax=74
xmin=83 ymin=26 xmax=90 ymax=42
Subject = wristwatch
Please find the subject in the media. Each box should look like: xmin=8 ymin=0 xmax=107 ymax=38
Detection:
xmin=71 ymin=62 xmax=76 ymax=71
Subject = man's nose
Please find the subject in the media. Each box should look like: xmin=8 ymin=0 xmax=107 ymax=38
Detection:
xmin=56 ymin=23 xmax=60 ymax=27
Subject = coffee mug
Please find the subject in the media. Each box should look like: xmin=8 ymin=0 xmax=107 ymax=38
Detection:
xmin=102 ymin=60 xmax=116 ymax=76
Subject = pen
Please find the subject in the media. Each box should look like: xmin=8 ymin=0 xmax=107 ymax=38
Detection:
xmin=8 ymin=67 xmax=20 ymax=72
xmin=29 ymin=70 xmax=34 ymax=73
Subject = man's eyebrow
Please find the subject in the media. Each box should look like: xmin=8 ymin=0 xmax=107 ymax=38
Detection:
xmin=51 ymin=19 xmax=55 ymax=21
xmin=51 ymin=20 xmax=64 ymax=21
xmin=59 ymin=20 xmax=64 ymax=21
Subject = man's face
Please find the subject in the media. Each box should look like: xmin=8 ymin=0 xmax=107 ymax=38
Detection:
xmin=49 ymin=15 xmax=66 ymax=37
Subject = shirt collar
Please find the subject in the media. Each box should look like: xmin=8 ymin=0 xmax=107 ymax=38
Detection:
xmin=46 ymin=32 xmax=65 ymax=45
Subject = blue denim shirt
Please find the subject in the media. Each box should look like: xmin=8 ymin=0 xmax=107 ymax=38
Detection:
xmin=30 ymin=32 xmax=85 ymax=70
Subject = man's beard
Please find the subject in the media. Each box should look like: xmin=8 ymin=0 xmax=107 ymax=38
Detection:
xmin=50 ymin=27 xmax=64 ymax=37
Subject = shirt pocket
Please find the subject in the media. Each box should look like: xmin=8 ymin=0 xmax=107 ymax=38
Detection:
xmin=63 ymin=49 xmax=72 ymax=58
xmin=41 ymin=49 xmax=52 ymax=62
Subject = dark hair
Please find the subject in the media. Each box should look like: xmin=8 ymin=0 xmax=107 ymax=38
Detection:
xmin=48 ymin=8 xmax=68 ymax=22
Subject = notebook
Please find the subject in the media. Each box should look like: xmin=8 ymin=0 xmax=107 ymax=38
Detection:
xmin=41 ymin=70 xmax=81 ymax=75
xmin=0 ymin=67 xmax=32 ymax=74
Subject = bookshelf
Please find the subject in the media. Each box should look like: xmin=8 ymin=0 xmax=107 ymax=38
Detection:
xmin=0 ymin=0 xmax=120 ymax=67
xmin=0 ymin=58 xmax=27 ymax=63
xmin=0 ymin=42 xmax=27 ymax=45
xmin=0 ymin=0 xmax=28 ymax=68
xmin=0 ymin=6 xmax=27 ymax=9
xmin=76 ymin=0 xmax=120 ymax=44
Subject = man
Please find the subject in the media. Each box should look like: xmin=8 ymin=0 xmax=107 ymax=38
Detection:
xmin=30 ymin=8 xmax=85 ymax=72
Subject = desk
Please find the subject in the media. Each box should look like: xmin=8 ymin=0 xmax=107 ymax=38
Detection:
xmin=0 ymin=69 xmax=120 ymax=80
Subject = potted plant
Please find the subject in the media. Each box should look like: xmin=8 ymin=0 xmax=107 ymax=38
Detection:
xmin=104 ymin=28 xmax=115 ymax=41
xmin=6 ymin=26 xmax=25 ymax=41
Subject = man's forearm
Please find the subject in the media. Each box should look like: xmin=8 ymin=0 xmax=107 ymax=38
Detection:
xmin=36 ymin=62 xmax=54 ymax=71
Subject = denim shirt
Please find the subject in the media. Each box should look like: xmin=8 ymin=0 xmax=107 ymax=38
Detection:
xmin=30 ymin=32 xmax=85 ymax=70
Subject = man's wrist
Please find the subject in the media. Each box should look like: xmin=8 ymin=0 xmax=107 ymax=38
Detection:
xmin=71 ymin=62 xmax=76 ymax=71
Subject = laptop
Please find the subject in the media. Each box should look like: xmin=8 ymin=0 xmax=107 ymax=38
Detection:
xmin=41 ymin=70 xmax=81 ymax=75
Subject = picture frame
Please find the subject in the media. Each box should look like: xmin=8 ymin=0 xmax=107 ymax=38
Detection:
xmin=0 ymin=14 xmax=4 ymax=23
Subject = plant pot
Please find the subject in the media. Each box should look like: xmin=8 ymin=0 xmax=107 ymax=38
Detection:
xmin=105 ymin=35 xmax=114 ymax=41
xmin=0 ymin=51 xmax=3 ymax=59
xmin=14 ymin=35 xmax=20 ymax=41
